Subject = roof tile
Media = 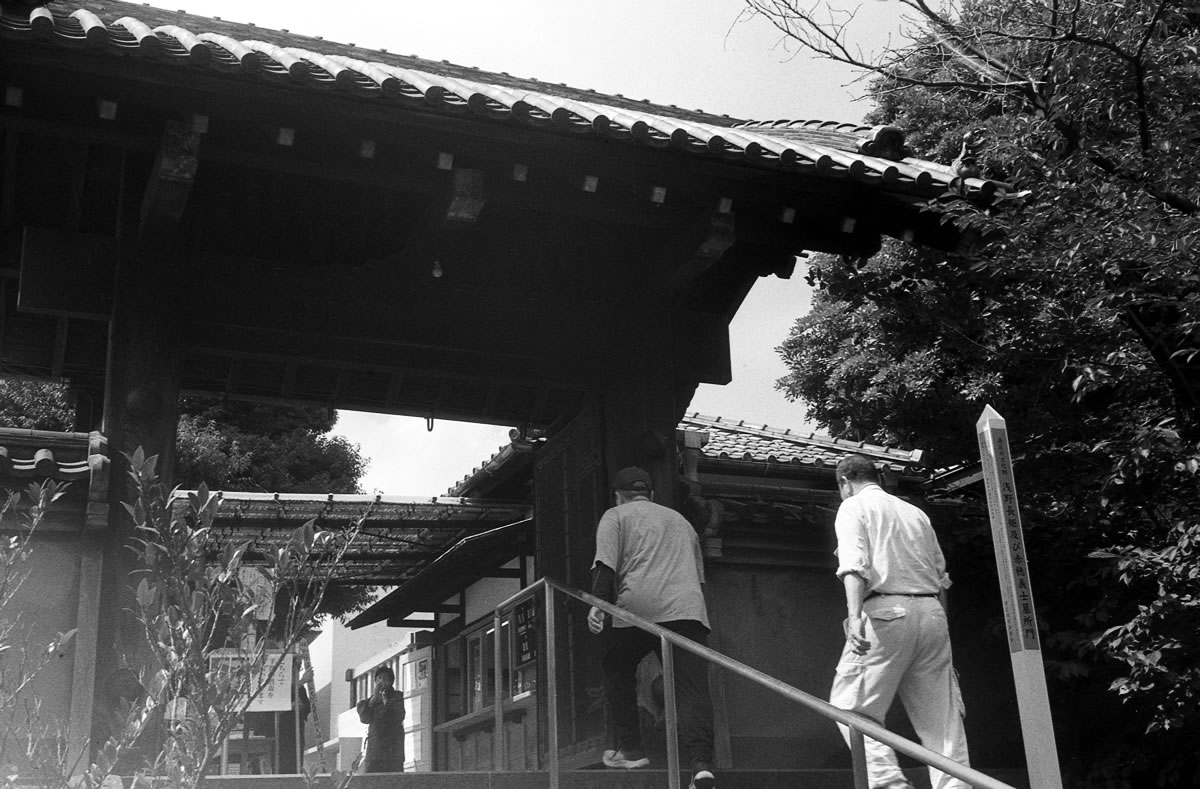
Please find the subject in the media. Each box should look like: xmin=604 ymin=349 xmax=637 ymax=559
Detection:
xmin=0 ymin=0 xmax=1009 ymax=204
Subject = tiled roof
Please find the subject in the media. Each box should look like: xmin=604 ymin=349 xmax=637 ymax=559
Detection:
xmin=0 ymin=428 xmax=104 ymax=480
xmin=680 ymin=413 xmax=924 ymax=473
xmin=0 ymin=1 xmax=1006 ymax=204
xmin=447 ymin=413 xmax=925 ymax=496
xmin=171 ymin=490 xmax=532 ymax=585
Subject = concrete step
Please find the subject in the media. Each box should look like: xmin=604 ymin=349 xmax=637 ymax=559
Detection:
xmin=211 ymin=767 xmax=1028 ymax=789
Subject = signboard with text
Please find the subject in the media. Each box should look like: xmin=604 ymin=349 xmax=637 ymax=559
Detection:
xmin=515 ymin=598 xmax=538 ymax=666
xmin=209 ymin=650 xmax=294 ymax=712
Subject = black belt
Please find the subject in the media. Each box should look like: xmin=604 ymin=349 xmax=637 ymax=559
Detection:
xmin=865 ymin=591 xmax=939 ymax=601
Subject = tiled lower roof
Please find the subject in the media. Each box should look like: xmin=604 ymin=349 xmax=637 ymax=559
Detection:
xmin=171 ymin=490 xmax=532 ymax=585
xmin=0 ymin=1 xmax=1005 ymax=204
xmin=0 ymin=428 xmax=103 ymax=480
xmin=447 ymin=413 xmax=924 ymax=496
xmin=680 ymin=412 xmax=924 ymax=472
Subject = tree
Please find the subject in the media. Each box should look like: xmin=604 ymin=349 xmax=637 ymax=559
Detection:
xmin=173 ymin=398 xmax=366 ymax=494
xmin=752 ymin=0 xmax=1200 ymax=784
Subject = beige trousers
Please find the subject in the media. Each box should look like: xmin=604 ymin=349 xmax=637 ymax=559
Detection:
xmin=829 ymin=595 xmax=970 ymax=789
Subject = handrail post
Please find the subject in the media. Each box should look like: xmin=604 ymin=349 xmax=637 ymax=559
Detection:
xmin=661 ymin=635 xmax=681 ymax=789
xmin=493 ymin=608 xmax=505 ymax=772
xmin=544 ymin=585 xmax=560 ymax=789
xmin=850 ymin=728 xmax=870 ymax=789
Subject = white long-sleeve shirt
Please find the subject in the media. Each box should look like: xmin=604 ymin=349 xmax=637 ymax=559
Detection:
xmin=834 ymin=484 xmax=951 ymax=594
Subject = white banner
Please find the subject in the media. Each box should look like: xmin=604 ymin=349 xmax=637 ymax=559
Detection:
xmin=209 ymin=650 xmax=295 ymax=712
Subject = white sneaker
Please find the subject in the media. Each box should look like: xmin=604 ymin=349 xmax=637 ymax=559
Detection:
xmin=603 ymin=749 xmax=650 ymax=769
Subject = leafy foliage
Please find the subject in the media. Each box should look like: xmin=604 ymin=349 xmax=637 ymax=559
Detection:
xmin=121 ymin=448 xmax=362 ymax=788
xmin=0 ymin=380 xmax=73 ymax=432
xmin=0 ymin=455 xmax=366 ymax=788
xmin=0 ymin=481 xmax=77 ymax=789
xmin=173 ymin=398 xmax=366 ymax=494
xmin=755 ymin=0 xmax=1200 ymax=784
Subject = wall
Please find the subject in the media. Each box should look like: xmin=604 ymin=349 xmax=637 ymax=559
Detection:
xmin=706 ymin=547 xmax=1025 ymax=773
xmin=703 ymin=563 xmax=848 ymax=769
xmin=462 ymin=560 xmax=526 ymax=626
xmin=3 ymin=530 xmax=84 ymax=746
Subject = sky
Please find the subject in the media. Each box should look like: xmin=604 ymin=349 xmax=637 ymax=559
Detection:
xmin=136 ymin=0 xmax=902 ymax=496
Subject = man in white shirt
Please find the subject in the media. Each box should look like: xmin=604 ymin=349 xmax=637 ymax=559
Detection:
xmin=587 ymin=466 xmax=715 ymax=789
xmin=829 ymin=454 xmax=970 ymax=789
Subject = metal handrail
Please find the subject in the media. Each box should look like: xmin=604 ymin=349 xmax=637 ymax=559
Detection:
xmin=488 ymin=577 xmax=1017 ymax=789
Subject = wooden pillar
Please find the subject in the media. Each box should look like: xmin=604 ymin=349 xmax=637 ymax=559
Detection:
xmin=93 ymin=120 xmax=195 ymax=692
xmin=68 ymin=536 xmax=104 ymax=763
xmin=599 ymin=308 xmax=685 ymax=508
xmin=91 ymin=244 xmax=183 ymax=745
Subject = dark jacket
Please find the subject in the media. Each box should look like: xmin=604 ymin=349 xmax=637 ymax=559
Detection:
xmin=356 ymin=689 xmax=405 ymax=772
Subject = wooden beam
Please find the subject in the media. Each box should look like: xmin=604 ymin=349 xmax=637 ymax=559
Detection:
xmin=667 ymin=212 xmax=736 ymax=294
xmin=386 ymin=618 xmax=437 ymax=628
xmin=445 ymin=168 xmax=485 ymax=224
xmin=67 ymin=541 xmax=103 ymax=769
xmin=51 ymin=316 xmax=68 ymax=377
xmin=280 ymin=361 xmax=298 ymax=398
xmin=482 ymin=568 xmax=524 ymax=579
xmin=66 ymin=142 xmax=90 ymax=231
xmin=1 ymin=129 xmax=17 ymax=229
xmin=139 ymin=120 xmax=201 ymax=247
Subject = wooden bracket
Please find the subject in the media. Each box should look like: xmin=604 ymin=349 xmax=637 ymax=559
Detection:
xmin=140 ymin=120 xmax=202 ymax=246
xmin=445 ymin=168 xmax=486 ymax=224
xmin=668 ymin=212 xmax=736 ymax=292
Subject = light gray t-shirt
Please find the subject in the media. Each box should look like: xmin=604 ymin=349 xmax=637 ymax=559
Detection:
xmin=593 ymin=499 xmax=709 ymax=628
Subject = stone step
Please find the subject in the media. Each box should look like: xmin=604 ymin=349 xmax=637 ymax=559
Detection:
xmin=211 ymin=767 xmax=1028 ymax=789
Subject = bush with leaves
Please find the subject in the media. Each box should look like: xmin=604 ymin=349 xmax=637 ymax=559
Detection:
xmin=122 ymin=448 xmax=362 ymax=788
xmin=0 ymin=481 xmax=81 ymax=789
xmin=1 ymin=451 xmax=364 ymax=789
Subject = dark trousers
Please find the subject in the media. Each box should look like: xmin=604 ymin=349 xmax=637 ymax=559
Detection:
xmin=602 ymin=619 xmax=714 ymax=768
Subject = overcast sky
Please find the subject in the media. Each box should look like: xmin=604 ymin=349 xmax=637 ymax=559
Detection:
xmin=136 ymin=0 xmax=900 ymax=495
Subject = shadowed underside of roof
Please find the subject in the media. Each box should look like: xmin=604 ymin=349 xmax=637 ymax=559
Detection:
xmin=347 ymin=518 xmax=533 ymax=629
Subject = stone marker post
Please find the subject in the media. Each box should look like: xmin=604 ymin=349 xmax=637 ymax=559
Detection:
xmin=976 ymin=405 xmax=1063 ymax=789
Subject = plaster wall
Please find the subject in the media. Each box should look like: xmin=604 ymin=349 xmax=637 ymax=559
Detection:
xmin=705 ymin=563 xmax=848 ymax=769
xmin=706 ymin=554 xmax=1024 ymax=772
xmin=4 ymin=531 xmax=83 ymax=741
xmin=462 ymin=560 xmax=525 ymax=626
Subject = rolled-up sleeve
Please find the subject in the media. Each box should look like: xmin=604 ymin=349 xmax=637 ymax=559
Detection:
xmin=594 ymin=509 xmax=620 ymax=572
xmin=931 ymin=524 xmax=953 ymax=590
xmin=834 ymin=499 xmax=876 ymax=586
